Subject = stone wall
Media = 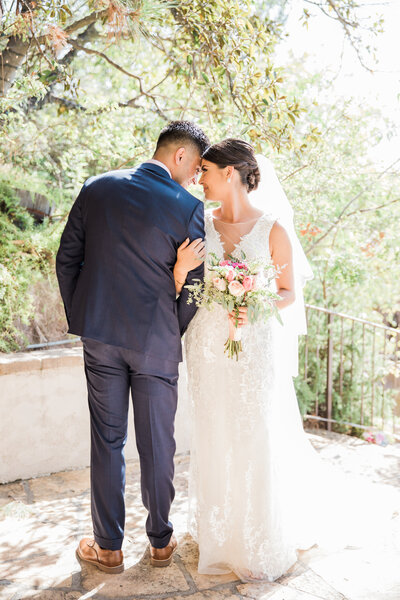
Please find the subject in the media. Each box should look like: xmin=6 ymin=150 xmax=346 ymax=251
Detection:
xmin=0 ymin=346 xmax=191 ymax=483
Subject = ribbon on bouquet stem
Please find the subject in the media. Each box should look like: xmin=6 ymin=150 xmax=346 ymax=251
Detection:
xmin=225 ymin=315 xmax=243 ymax=360
xmin=228 ymin=317 xmax=242 ymax=342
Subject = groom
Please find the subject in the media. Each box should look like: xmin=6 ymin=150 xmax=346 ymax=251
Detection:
xmin=56 ymin=121 xmax=209 ymax=573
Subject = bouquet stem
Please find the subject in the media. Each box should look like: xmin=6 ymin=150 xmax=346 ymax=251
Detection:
xmin=225 ymin=318 xmax=243 ymax=361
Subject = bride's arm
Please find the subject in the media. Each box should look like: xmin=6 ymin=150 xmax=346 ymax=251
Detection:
xmin=269 ymin=222 xmax=295 ymax=310
xmin=174 ymin=238 xmax=206 ymax=295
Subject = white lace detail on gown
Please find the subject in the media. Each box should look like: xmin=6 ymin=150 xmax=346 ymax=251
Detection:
xmin=183 ymin=210 xmax=380 ymax=583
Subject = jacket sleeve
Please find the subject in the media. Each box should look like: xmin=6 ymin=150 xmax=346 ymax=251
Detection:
xmin=55 ymin=185 xmax=86 ymax=327
xmin=176 ymin=200 xmax=205 ymax=336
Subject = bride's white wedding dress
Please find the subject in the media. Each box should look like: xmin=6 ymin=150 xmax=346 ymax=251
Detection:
xmin=183 ymin=210 xmax=375 ymax=582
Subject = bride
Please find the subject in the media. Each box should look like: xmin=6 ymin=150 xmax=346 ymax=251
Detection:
xmin=174 ymin=138 xmax=350 ymax=582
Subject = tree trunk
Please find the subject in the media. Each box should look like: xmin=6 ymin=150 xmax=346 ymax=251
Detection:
xmin=0 ymin=5 xmax=109 ymax=98
xmin=0 ymin=35 xmax=30 ymax=97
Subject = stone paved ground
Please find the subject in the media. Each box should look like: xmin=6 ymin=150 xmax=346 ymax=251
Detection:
xmin=1 ymin=430 xmax=400 ymax=600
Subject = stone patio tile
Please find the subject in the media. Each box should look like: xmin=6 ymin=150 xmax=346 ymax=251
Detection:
xmin=31 ymin=592 xmax=81 ymax=600
xmin=0 ymin=582 xmax=23 ymax=600
xmin=0 ymin=499 xmax=36 ymax=520
xmin=1 ymin=435 xmax=399 ymax=600
xmin=0 ymin=573 xmax=78 ymax=600
xmin=0 ymin=510 xmax=76 ymax=583
xmin=168 ymin=591 xmax=238 ymax=600
xmin=0 ymin=482 xmax=29 ymax=506
xmin=0 ymin=585 xmax=32 ymax=600
xmin=274 ymin=556 xmax=345 ymax=599
xmin=274 ymin=559 xmax=308 ymax=583
xmin=283 ymin=568 xmax=345 ymax=600
xmin=175 ymin=533 xmax=241 ymax=590
xmin=28 ymin=469 xmax=90 ymax=502
xmin=13 ymin=589 xmax=81 ymax=600
xmin=237 ymin=581 xmax=327 ymax=599
xmin=79 ymin=548 xmax=190 ymax=598
xmin=119 ymin=534 xmax=154 ymax=568
xmin=304 ymin=546 xmax=400 ymax=600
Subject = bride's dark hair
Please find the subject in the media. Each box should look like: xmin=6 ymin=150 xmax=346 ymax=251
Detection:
xmin=202 ymin=138 xmax=260 ymax=192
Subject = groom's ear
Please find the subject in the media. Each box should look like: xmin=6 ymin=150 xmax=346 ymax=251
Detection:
xmin=174 ymin=146 xmax=186 ymax=164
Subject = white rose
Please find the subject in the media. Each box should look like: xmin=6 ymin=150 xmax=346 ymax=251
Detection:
xmin=212 ymin=277 xmax=227 ymax=292
xmin=228 ymin=281 xmax=245 ymax=297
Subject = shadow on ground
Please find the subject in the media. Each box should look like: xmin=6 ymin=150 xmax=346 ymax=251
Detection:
xmin=1 ymin=433 xmax=400 ymax=600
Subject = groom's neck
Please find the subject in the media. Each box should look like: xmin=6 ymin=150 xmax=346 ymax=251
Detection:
xmin=152 ymin=150 xmax=174 ymax=175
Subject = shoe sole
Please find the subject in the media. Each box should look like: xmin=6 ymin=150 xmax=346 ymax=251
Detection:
xmin=150 ymin=544 xmax=178 ymax=568
xmin=75 ymin=549 xmax=124 ymax=574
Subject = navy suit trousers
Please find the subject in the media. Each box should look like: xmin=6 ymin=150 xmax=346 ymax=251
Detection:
xmin=82 ymin=337 xmax=179 ymax=551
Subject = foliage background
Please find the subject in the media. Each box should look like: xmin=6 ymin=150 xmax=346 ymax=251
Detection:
xmin=1 ymin=2 xmax=399 ymax=433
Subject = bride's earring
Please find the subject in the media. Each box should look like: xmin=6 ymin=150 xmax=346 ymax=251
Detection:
xmin=227 ymin=177 xmax=231 ymax=183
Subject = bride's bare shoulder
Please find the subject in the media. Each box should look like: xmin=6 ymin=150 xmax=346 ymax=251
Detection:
xmin=269 ymin=221 xmax=291 ymax=248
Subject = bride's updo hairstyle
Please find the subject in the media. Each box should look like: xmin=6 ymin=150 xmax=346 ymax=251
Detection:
xmin=202 ymin=138 xmax=260 ymax=192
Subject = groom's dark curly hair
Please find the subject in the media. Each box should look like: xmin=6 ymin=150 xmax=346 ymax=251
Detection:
xmin=156 ymin=121 xmax=210 ymax=155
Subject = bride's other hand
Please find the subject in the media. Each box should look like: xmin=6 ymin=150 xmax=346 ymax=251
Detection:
xmin=177 ymin=237 xmax=206 ymax=272
xmin=174 ymin=238 xmax=205 ymax=295
xmin=228 ymin=306 xmax=248 ymax=327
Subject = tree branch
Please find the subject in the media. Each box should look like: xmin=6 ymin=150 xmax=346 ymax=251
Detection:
xmin=346 ymin=196 xmax=400 ymax=216
xmin=47 ymin=93 xmax=86 ymax=111
xmin=307 ymin=157 xmax=400 ymax=252
xmin=25 ymin=22 xmax=98 ymax=111
xmin=63 ymin=8 xmax=109 ymax=37
xmin=304 ymin=0 xmax=357 ymax=28
xmin=303 ymin=0 xmax=376 ymax=72
xmin=281 ymin=163 xmax=309 ymax=181
xmin=68 ymin=40 xmax=169 ymax=120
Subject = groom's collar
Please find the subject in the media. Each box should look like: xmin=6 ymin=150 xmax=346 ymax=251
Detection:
xmin=142 ymin=159 xmax=172 ymax=178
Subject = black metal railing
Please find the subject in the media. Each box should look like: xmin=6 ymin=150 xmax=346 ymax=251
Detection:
xmin=25 ymin=337 xmax=81 ymax=351
xmin=299 ymin=304 xmax=400 ymax=440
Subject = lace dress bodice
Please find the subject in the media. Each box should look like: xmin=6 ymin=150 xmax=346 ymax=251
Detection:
xmin=208 ymin=212 xmax=267 ymax=259
xmin=204 ymin=209 xmax=275 ymax=264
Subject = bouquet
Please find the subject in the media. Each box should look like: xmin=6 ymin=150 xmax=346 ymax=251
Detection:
xmin=186 ymin=252 xmax=282 ymax=360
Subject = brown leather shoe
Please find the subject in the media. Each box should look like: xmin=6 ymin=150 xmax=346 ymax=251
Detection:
xmin=76 ymin=538 xmax=124 ymax=574
xmin=150 ymin=535 xmax=178 ymax=567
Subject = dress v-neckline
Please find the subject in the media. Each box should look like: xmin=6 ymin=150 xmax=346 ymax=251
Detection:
xmin=208 ymin=211 xmax=267 ymax=259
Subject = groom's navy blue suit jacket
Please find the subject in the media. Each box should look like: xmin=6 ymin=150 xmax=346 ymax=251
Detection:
xmin=56 ymin=163 xmax=204 ymax=363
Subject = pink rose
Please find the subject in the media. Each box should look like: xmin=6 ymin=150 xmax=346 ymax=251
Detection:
xmin=226 ymin=269 xmax=235 ymax=282
xmin=219 ymin=260 xmax=230 ymax=266
xmin=242 ymin=276 xmax=255 ymax=292
xmin=228 ymin=281 xmax=245 ymax=297
xmin=212 ymin=277 xmax=227 ymax=292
